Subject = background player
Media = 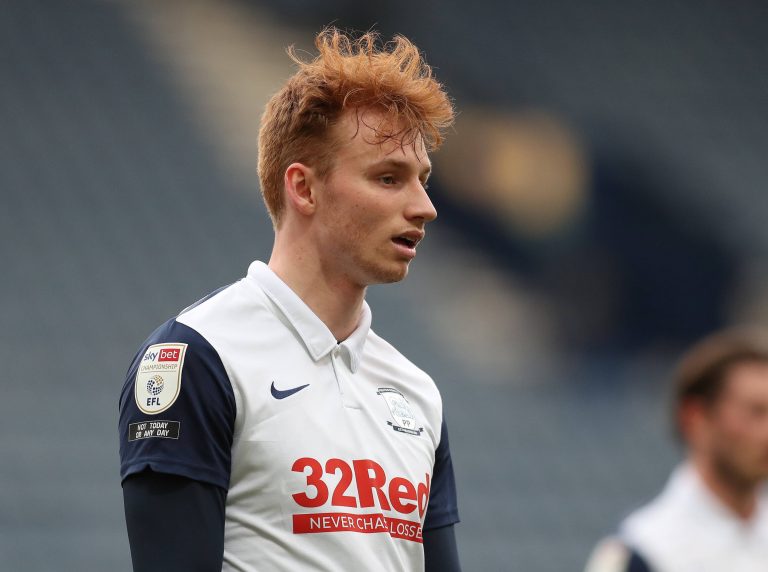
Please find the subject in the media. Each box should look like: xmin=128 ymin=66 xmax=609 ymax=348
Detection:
xmin=584 ymin=328 xmax=768 ymax=572
xmin=118 ymin=28 xmax=461 ymax=571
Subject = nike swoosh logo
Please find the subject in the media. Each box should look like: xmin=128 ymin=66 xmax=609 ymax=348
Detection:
xmin=270 ymin=381 xmax=310 ymax=400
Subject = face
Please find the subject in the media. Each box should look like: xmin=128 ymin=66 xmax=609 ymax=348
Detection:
xmin=311 ymin=109 xmax=437 ymax=287
xmin=700 ymin=362 xmax=768 ymax=486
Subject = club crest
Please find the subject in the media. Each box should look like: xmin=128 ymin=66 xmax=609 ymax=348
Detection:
xmin=377 ymin=387 xmax=423 ymax=436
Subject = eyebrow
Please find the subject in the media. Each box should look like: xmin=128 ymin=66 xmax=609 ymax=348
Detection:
xmin=370 ymin=158 xmax=432 ymax=179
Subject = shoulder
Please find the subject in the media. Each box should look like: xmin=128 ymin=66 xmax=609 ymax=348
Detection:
xmin=142 ymin=316 xmax=218 ymax=353
xmin=120 ymin=282 xmax=251 ymax=414
xmin=620 ymin=496 xmax=673 ymax=538
xmin=175 ymin=278 xmax=270 ymax=334
xmin=614 ymin=471 xmax=702 ymax=571
xmin=583 ymin=476 xmax=682 ymax=572
xmin=172 ymin=277 xmax=284 ymax=372
xmin=121 ymin=314 xmax=236 ymax=415
xmin=125 ymin=280 xmax=249 ymax=376
xmin=618 ymin=494 xmax=679 ymax=558
xmin=620 ymin=468 xmax=702 ymax=547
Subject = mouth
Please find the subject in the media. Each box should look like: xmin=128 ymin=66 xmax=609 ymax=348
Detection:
xmin=392 ymin=236 xmax=418 ymax=248
xmin=391 ymin=231 xmax=424 ymax=258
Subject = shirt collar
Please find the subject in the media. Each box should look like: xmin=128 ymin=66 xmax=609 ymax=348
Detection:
xmin=670 ymin=462 xmax=768 ymax=529
xmin=247 ymin=261 xmax=370 ymax=372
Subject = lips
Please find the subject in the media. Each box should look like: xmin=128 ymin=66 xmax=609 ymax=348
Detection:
xmin=391 ymin=230 xmax=424 ymax=259
xmin=392 ymin=230 xmax=424 ymax=249
xmin=393 ymin=236 xmax=417 ymax=248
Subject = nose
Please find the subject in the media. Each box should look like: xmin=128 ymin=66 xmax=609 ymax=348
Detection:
xmin=405 ymin=180 xmax=438 ymax=223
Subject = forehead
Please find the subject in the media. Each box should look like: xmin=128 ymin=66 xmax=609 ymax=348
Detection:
xmin=331 ymin=108 xmax=430 ymax=168
xmin=720 ymin=361 xmax=768 ymax=404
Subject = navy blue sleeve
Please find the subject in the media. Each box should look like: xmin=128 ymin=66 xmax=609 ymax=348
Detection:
xmin=118 ymin=319 xmax=236 ymax=490
xmin=424 ymin=417 xmax=460 ymax=530
xmin=424 ymin=524 xmax=461 ymax=572
xmin=627 ymin=550 xmax=654 ymax=572
xmin=123 ymin=471 xmax=226 ymax=571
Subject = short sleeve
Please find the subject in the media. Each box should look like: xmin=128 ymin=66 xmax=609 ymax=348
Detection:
xmin=118 ymin=319 xmax=236 ymax=490
xmin=424 ymin=417 xmax=460 ymax=530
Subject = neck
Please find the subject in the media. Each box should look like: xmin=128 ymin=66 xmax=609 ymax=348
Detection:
xmin=268 ymin=234 xmax=366 ymax=342
xmin=692 ymin=454 xmax=759 ymax=521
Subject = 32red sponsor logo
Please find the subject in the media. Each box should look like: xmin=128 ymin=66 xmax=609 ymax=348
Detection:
xmin=291 ymin=457 xmax=430 ymax=518
xmin=158 ymin=348 xmax=181 ymax=362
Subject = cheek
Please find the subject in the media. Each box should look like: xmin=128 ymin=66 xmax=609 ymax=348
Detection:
xmin=345 ymin=202 xmax=391 ymax=241
xmin=321 ymin=201 xmax=381 ymax=255
xmin=320 ymin=192 xmax=360 ymax=234
xmin=320 ymin=179 xmax=395 ymax=246
xmin=344 ymin=207 xmax=379 ymax=244
xmin=719 ymin=413 xmax=750 ymax=439
xmin=718 ymin=416 xmax=768 ymax=455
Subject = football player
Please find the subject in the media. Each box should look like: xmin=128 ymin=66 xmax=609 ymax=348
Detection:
xmin=585 ymin=328 xmax=768 ymax=572
xmin=119 ymin=28 xmax=461 ymax=571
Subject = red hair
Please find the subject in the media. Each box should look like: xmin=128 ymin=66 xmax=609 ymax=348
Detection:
xmin=257 ymin=28 xmax=454 ymax=226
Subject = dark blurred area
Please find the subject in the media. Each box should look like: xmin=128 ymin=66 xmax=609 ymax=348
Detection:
xmin=1 ymin=0 xmax=766 ymax=570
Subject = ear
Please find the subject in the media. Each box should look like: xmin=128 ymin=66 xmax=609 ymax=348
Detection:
xmin=679 ymin=398 xmax=710 ymax=446
xmin=283 ymin=162 xmax=318 ymax=217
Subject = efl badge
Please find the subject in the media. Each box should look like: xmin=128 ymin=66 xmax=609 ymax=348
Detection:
xmin=377 ymin=388 xmax=423 ymax=436
xmin=134 ymin=343 xmax=187 ymax=414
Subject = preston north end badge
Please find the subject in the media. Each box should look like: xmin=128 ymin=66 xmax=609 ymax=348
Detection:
xmin=377 ymin=387 xmax=423 ymax=436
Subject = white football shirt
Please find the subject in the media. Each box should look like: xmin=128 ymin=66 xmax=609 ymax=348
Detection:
xmin=119 ymin=261 xmax=459 ymax=571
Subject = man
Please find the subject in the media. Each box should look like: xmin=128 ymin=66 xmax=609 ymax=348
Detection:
xmin=118 ymin=29 xmax=461 ymax=571
xmin=584 ymin=328 xmax=768 ymax=572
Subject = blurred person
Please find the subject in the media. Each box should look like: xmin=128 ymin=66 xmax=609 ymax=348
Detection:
xmin=118 ymin=29 xmax=461 ymax=572
xmin=585 ymin=328 xmax=768 ymax=572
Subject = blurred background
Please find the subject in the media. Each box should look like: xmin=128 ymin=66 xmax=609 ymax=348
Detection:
xmin=2 ymin=0 xmax=767 ymax=569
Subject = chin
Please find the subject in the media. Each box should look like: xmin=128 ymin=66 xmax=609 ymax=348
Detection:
xmin=735 ymin=461 xmax=768 ymax=484
xmin=754 ymin=464 xmax=768 ymax=481
xmin=362 ymin=261 xmax=410 ymax=285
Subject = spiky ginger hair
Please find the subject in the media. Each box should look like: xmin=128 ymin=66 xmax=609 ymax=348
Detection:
xmin=257 ymin=28 xmax=454 ymax=227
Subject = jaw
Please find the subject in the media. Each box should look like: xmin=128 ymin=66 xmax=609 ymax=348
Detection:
xmin=710 ymin=445 xmax=768 ymax=491
xmin=313 ymin=216 xmax=419 ymax=287
xmin=356 ymin=255 xmax=410 ymax=285
xmin=351 ymin=244 xmax=412 ymax=286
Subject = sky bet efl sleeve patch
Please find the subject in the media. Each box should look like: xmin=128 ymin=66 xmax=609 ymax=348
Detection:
xmin=134 ymin=343 xmax=188 ymax=414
